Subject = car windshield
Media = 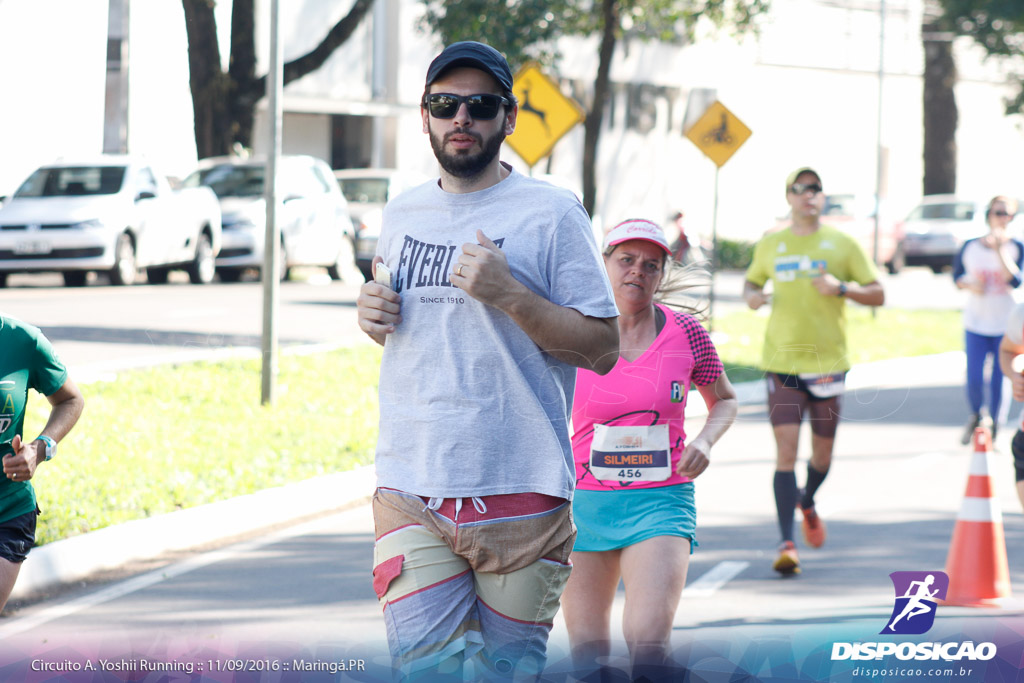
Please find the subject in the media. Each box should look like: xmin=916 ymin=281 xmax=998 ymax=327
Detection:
xmin=14 ymin=166 xmax=126 ymax=198
xmin=907 ymin=202 xmax=975 ymax=221
xmin=184 ymin=164 xmax=265 ymax=198
xmin=339 ymin=178 xmax=388 ymax=204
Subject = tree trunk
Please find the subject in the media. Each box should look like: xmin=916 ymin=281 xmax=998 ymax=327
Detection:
xmin=582 ymin=0 xmax=618 ymax=219
xmin=182 ymin=0 xmax=231 ymax=159
xmin=229 ymin=0 xmax=257 ymax=153
xmin=922 ymin=19 xmax=957 ymax=195
xmin=182 ymin=0 xmax=377 ymax=159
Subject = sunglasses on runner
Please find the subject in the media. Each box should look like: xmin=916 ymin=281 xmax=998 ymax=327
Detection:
xmin=788 ymin=182 xmax=823 ymax=195
xmin=424 ymin=93 xmax=511 ymax=120
xmin=992 ymin=210 xmax=1015 ymax=218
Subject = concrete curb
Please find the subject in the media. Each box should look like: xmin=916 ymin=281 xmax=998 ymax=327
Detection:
xmin=12 ymin=466 xmax=377 ymax=600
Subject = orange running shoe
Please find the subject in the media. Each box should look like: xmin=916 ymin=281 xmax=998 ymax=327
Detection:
xmin=799 ymin=504 xmax=827 ymax=548
xmin=773 ymin=541 xmax=801 ymax=575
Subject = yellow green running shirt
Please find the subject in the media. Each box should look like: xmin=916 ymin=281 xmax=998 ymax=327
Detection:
xmin=745 ymin=225 xmax=879 ymax=375
xmin=0 ymin=317 xmax=68 ymax=524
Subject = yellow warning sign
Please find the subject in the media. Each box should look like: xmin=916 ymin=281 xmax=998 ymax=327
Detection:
xmin=506 ymin=63 xmax=585 ymax=168
xmin=684 ymin=101 xmax=751 ymax=168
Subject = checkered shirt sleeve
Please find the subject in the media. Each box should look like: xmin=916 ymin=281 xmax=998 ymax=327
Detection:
xmin=671 ymin=311 xmax=724 ymax=386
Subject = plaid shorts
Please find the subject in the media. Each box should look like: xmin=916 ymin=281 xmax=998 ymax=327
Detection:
xmin=371 ymin=487 xmax=575 ymax=678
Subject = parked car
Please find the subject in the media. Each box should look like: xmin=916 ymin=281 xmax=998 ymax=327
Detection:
xmin=184 ymin=155 xmax=357 ymax=282
xmin=0 ymin=156 xmax=222 ymax=287
xmin=892 ymin=195 xmax=1023 ymax=274
xmin=334 ymin=168 xmax=428 ymax=280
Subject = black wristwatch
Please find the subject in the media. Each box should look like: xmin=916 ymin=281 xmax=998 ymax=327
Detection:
xmin=837 ymin=282 xmax=848 ymax=298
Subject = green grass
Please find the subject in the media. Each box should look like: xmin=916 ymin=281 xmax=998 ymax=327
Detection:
xmin=712 ymin=308 xmax=963 ymax=384
xmin=24 ymin=345 xmax=383 ymax=546
xmin=19 ymin=308 xmax=964 ymax=547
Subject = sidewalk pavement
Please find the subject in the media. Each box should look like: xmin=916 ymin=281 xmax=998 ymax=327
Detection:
xmin=11 ymin=350 xmax=970 ymax=602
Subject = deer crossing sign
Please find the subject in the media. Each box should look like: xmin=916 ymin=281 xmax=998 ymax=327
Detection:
xmin=506 ymin=63 xmax=586 ymax=168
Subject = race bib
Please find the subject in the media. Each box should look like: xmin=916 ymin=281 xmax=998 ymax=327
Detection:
xmin=589 ymin=423 xmax=671 ymax=483
xmin=799 ymin=372 xmax=846 ymax=398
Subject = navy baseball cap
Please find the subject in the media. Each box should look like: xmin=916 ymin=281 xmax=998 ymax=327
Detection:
xmin=425 ymin=41 xmax=514 ymax=93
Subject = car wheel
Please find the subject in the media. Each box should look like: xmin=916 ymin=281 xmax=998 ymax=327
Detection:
xmin=0 ymin=273 xmax=7 ymax=288
xmin=109 ymin=232 xmax=138 ymax=286
xmin=930 ymin=264 xmax=946 ymax=274
xmin=217 ymin=267 xmax=244 ymax=283
xmin=63 ymin=271 xmax=88 ymax=287
xmin=187 ymin=232 xmax=215 ymax=285
xmin=327 ymin=236 xmax=360 ymax=282
xmin=147 ymin=267 xmax=170 ymax=284
xmin=278 ymin=241 xmax=289 ymax=282
xmin=887 ymin=246 xmax=905 ymax=274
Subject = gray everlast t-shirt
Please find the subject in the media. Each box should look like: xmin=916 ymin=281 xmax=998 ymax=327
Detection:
xmin=374 ymin=166 xmax=618 ymax=499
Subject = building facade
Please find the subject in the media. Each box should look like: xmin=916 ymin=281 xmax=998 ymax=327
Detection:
xmin=2 ymin=0 xmax=1022 ymax=242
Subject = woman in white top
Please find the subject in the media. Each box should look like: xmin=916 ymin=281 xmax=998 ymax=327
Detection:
xmin=952 ymin=195 xmax=1023 ymax=443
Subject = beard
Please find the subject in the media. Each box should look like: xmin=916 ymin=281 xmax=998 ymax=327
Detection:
xmin=428 ymin=123 xmax=506 ymax=179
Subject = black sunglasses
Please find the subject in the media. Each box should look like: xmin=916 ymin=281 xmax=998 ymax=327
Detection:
xmin=424 ymin=93 xmax=510 ymax=120
xmin=788 ymin=182 xmax=823 ymax=195
xmin=992 ymin=210 xmax=1015 ymax=218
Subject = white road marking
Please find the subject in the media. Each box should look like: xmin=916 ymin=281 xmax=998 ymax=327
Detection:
xmin=682 ymin=560 xmax=749 ymax=598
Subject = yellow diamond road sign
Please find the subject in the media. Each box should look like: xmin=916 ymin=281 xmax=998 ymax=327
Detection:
xmin=506 ymin=63 xmax=585 ymax=168
xmin=684 ymin=101 xmax=751 ymax=168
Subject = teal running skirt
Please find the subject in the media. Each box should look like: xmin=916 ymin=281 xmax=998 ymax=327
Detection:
xmin=572 ymin=483 xmax=697 ymax=553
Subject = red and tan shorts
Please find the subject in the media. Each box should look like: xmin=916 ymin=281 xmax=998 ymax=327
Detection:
xmin=371 ymin=487 xmax=575 ymax=678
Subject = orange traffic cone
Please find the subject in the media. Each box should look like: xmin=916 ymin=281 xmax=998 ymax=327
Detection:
xmin=942 ymin=426 xmax=1012 ymax=607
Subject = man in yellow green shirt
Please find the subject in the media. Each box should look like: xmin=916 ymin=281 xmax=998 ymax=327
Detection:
xmin=743 ymin=167 xmax=884 ymax=576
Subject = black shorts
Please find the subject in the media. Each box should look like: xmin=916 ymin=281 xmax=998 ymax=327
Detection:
xmin=0 ymin=508 xmax=38 ymax=564
xmin=1012 ymin=430 xmax=1024 ymax=483
xmin=766 ymin=372 xmax=844 ymax=438
xmin=768 ymin=372 xmax=846 ymax=401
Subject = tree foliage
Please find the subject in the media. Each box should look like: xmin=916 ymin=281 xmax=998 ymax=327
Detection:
xmin=420 ymin=0 xmax=767 ymax=217
xmin=938 ymin=0 xmax=1024 ymax=114
xmin=920 ymin=0 xmax=1022 ymax=194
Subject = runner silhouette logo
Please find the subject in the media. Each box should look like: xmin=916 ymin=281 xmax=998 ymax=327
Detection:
xmin=882 ymin=571 xmax=948 ymax=635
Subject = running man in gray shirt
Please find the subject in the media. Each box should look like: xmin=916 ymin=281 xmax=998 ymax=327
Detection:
xmin=356 ymin=41 xmax=619 ymax=680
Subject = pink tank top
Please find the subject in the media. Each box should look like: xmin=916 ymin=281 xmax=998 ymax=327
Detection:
xmin=571 ymin=304 xmax=723 ymax=490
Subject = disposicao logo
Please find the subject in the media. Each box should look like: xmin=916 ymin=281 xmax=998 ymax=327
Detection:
xmin=883 ymin=571 xmax=948 ymax=635
xmin=830 ymin=570 xmax=997 ymax=663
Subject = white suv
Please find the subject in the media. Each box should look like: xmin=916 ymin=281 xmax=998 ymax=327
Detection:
xmin=184 ymin=155 xmax=358 ymax=283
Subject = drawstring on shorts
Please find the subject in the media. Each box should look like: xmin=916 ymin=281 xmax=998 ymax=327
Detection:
xmin=423 ymin=497 xmax=488 ymax=520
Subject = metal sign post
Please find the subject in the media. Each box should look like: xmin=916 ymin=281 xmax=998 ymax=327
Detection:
xmin=872 ymin=0 xmax=886 ymax=320
xmin=710 ymin=166 xmax=720 ymax=327
xmin=683 ymin=100 xmax=752 ymax=331
xmin=261 ymin=0 xmax=283 ymax=405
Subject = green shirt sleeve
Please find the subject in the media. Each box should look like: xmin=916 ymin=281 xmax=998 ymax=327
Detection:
xmin=28 ymin=328 xmax=67 ymax=397
xmin=841 ymin=232 xmax=881 ymax=285
xmin=745 ymin=235 xmax=773 ymax=287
